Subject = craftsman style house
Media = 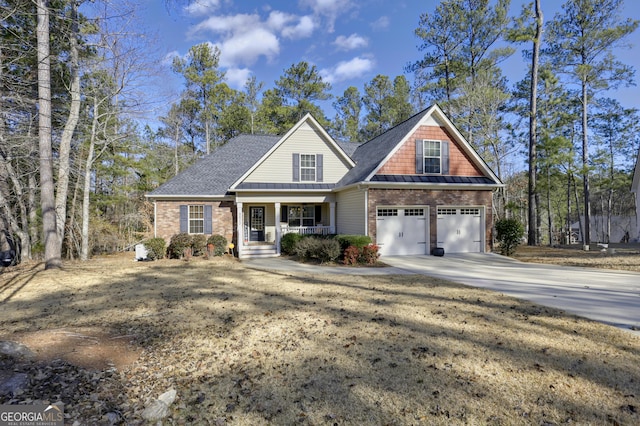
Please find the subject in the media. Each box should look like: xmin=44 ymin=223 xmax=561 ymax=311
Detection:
xmin=146 ymin=104 xmax=502 ymax=258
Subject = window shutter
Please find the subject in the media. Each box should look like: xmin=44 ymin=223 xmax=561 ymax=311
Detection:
xmin=204 ymin=205 xmax=212 ymax=234
xmin=292 ymin=153 xmax=300 ymax=182
xmin=415 ymin=140 xmax=424 ymax=174
xmin=315 ymin=205 xmax=322 ymax=223
xmin=316 ymin=154 xmax=323 ymax=182
xmin=441 ymin=141 xmax=449 ymax=175
xmin=179 ymin=205 xmax=188 ymax=233
xmin=281 ymin=205 xmax=288 ymax=222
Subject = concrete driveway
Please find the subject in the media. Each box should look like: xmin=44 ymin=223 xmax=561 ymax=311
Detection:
xmin=382 ymin=253 xmax=640 ymax=336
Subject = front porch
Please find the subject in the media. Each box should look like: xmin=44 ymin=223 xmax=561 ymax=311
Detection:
xmin=236 ymin=201 xmax=336 ymax=258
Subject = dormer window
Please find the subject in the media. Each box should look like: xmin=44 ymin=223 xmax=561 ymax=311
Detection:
xmin=423 ymin=140 xmax=441 ymax=174
xmin=415 ymin=139 xmax=449 ymax=175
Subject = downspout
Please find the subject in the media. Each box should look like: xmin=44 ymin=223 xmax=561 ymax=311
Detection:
xmin=153 ymin=201 xmax=157 ymax=238
xmin=363 ymin=185 xmax=369 ymax=236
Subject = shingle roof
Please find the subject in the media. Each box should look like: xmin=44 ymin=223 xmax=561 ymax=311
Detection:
xmin=337 ymin=109 xmax=431 ymax=187
xmin=371 ymin=175 xmax=496 ymax=185
xmin=147 ymin=134 xmax=281 ymax=197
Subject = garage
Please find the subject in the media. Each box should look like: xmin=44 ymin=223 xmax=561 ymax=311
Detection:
xmin=436 ymin=207 xmax=483 ymax=253
xmin=376 ymin=207 xmax=428 ymax=256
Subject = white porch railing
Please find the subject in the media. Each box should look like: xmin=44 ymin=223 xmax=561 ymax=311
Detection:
xmin=281 ymin=225 xmax=332 ymax=236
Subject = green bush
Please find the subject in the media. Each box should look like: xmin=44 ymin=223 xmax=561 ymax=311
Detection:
xmin=281 ymin=233 xmax=303 ymax=255
xmin=191 ymin=234 xmax=208 ymax=256
xmin=144 ymin=238 xmax=166 ymax=260
xmin=167 ymin=233 xmax=192 ymax=259
xmin=336 ymin=234 xmax=372 ymax=251
xmin=495 ymin=218 xmax=525 ymax=256
xmin=207 ymin=234 xmax=228 ymax=256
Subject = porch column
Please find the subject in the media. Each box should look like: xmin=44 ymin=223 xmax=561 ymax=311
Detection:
xmin=236 ymin=202 xmax=243 ymax=258
xmin=275 ymin=202 xmax=281 ymax=254
xmin=330 ymin=202 xmax=336 ymax=234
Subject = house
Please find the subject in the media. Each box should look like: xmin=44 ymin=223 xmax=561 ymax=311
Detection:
xmin=146 ymin=105 xmax=503 ymax=258
xmin=632 ymin=146 xmax=640 ymax=242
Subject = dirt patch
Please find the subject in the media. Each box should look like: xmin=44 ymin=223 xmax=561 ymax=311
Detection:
xmin=8 ymin=327 xmax=139 ymax=371
xmin=1 ymin=252 xmax=639 ymax=424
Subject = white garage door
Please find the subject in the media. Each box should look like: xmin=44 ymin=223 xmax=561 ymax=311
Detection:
xmin=437 ymin=207 xmax=483 ymax=253
xmin=376 ymin=207 xmax=428 ymax=256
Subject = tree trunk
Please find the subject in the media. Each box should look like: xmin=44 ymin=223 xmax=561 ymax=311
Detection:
xmin=36 ymin=0 xmax=61 ymax=269
xmin=55 ymin=0 xmax=81 ymax=253
xmin=528 ymin=0 xmax=543 ymax=246
xmin=581 ymin=79 xmax=591 ymax=248
xmin=80 ymin=99 xmax=99 ymax=261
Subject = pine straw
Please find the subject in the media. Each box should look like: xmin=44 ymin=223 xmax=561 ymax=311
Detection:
xmin=1 ymin=253 xmax=639 ymax=425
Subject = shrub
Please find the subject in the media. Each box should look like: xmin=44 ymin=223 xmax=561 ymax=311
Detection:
xmin=207 ymin=234 xmax=228 ymax=256
xmin=361 ymin=244 xmax=380 ymax=265
xmin=336 ymin=235 xmax=372 ymax=251
xmin=495 ymin=218 xmax=525 ymax=256
xmin=293 ymin=237 xmax=315 ymax=261
xmin=167 ymin=233 xmax=192 ymax=259
xmin=144 ymin=238 xmax=166 ymax=260
xmin=343 ymin=245 xmax=360 ymax=266
xmin=191 ymin=234 xmax=208 ymax=256
xmin=293 ymin=237 xmax=341 ymax=263
xmin=281 ymin=233 xmax=303 ymax=255
xmin=317 ymin=238 xmax=341 ymax=263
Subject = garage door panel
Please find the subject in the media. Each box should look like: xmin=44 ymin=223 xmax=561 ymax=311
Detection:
xmin=377 ymin=208 xmax=427 ymax=256
xmin=437 ymin=207 xmax=482 ymax=253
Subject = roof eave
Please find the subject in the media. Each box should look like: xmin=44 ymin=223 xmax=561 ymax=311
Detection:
xmin=145 ymin=194 xmax=234 ymax=200
xmin=360 ymin=181 xmax=503 ymax=190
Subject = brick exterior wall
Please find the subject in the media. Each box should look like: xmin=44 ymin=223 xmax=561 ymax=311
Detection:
xmin=154 ymin=200 xmax=236 ymax=245
xmin=368 ymin=188 xmax=494 ymax=252
xmin=377 ymin=125 xmax=483 ymax=176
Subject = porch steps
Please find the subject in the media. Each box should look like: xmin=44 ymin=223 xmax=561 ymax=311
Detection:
xmin=240 ymin=244 xmax=278 ymax=258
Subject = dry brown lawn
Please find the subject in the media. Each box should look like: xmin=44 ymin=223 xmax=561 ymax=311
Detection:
xmin=512 ymin=243 xmax=640 ymax=272
xmin=1 ymin=249 xmax=639 ymax=425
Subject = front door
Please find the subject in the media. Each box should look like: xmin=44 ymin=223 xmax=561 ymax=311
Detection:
xmin=249 ymin=206 xmax=265 ymax=242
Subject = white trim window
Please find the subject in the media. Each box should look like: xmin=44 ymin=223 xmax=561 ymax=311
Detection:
xmin=189 ymin=205 xmax=204 ymax=234
xmin=300 ymin=154 xmax=316 ymax=181
xmin=288 ymin=205 xmax=315 ymax=227
xmin=423 ymin=140 xmax=441 ymax=174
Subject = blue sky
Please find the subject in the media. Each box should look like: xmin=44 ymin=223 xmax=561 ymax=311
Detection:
xmin=140 ymin=0 xmax=640 ymax=118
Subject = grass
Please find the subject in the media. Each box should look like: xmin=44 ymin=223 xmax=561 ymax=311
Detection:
xmin=0 ymin=250 xmax=639 ymax=424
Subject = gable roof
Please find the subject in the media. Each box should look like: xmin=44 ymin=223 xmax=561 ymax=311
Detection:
xmin=338 ymin=104 xmax=502 ymax=188
xmin=229 ymin=113 xmax=355 ymax=190
xmin=147 ymin=134 xmax=280 ymax=198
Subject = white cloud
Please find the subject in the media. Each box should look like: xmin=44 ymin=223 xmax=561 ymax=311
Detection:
xmin=225 ymin=68 xmax=252 ymax=89
xmin=333 ymin=33 xmax=368 ymax=51
xmin=183 ymin=0 xmax=222 ymax=17
xmin=321 ymin=56 xmax=374 ymax=84
xmin=371 ymin=16 xmax=390 ymax=31
xmin=187 ymin=10 xmax=316 ymax=69
xmin=217 ymin=28 xmax=280 ymax=67
xmin=282 ymin=15 xmax=316 ymax=39
xmin=300 ymin=0 xmax=353 ymax=32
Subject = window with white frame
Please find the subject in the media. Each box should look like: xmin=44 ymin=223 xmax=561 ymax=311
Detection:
xmin=423 ymin=140 xmax=441 ymax=174
xmin=189 ymin=205 xmax=204 ymax=234
xmin=300 ymin=154 xmax=316 ymax=181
